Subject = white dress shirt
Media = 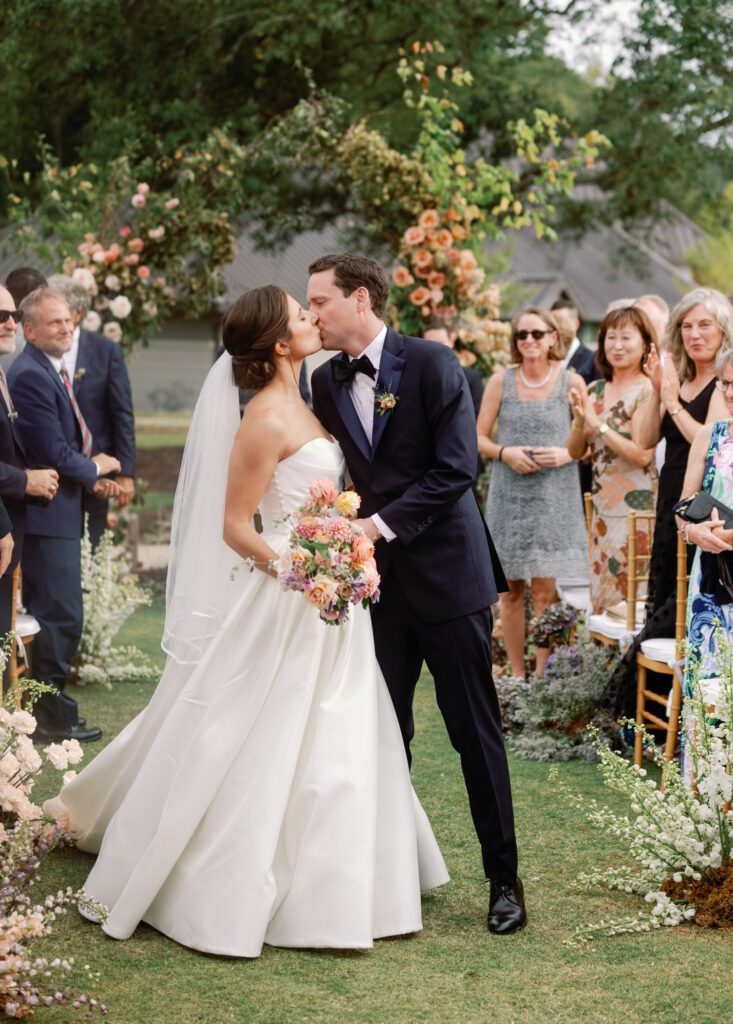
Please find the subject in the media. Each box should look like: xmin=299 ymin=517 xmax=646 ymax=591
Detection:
xmin=62 ymin=327 xmax=81 ymax=380
xmin=346 ymin=325 xmax=395 ymax=542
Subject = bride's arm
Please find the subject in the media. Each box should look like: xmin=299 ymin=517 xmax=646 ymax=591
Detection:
xmin=223 ymin=413 xmax=285 ymax=576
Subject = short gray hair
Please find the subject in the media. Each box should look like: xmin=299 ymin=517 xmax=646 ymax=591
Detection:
xmin=714 ymin=346 xmax=733 ymax=378
xmin=666 ymin=287 xmax=733 ymax=382
xmin=19 ymin=287 xmax=70 ymax=324
xmin=47 ymin=274 xmax=91 ymax=317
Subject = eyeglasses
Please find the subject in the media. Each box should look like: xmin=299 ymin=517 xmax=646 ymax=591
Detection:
xmin=515 ymin=329 xmax=553 ymax=341
xmin=715 ymin=378 xmax=733 ymax=393
xmin=0 ymin=309 xmax=22 ymax=325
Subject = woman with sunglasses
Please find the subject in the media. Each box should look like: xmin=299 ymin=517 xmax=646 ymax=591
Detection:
xmin=478 ymin=306 xmax=588 ymax=678
xmin=568 ymin=307 xmax=657 ymax=615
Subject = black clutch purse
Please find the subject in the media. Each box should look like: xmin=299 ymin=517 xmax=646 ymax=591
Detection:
xmin=675 ymin=491 xmax=733 ymax=603
xmin=673 ymin=491 xmax=733 ymax=530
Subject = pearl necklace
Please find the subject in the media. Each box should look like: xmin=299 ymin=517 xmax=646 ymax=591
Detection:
xmin=518 ymin=365 xmax=554 ymax=389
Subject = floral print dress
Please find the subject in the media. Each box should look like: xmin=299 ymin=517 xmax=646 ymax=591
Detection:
xmin=684 ymin=420 xmax=733 ymax=690
xmin=589 ymin=379 xmax=658 ymax=614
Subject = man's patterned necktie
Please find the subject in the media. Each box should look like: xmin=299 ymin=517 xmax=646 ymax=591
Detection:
xmin=59 ymin=365 xmax=93 ymax=458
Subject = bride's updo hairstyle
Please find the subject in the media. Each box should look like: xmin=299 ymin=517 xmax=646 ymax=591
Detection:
xmin=222 ymin=285 xmax=291 ymax=391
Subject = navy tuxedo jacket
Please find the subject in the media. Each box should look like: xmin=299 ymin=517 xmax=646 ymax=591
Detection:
xmin=568 ymin=342 xmax=599 ymax=385
xmin=74 ymin=329 xmax=135 ymax=477
xmin=8 ymin=343 xmax=98 ymax=539
xmin=0 ymin=386 xmax=29 ymax=557
xmin=312 ymin=328 xmax=507 ymax=623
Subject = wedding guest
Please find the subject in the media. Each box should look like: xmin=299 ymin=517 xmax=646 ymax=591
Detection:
xmin=634 ymin=294 xmax=669 ymax=349
xmin=479 ymin=307 xmax=588 ymax=677
xmin=568 ymin=307 xmax=657 ymax=614
xmin=0 ymin=285 xmax=59 ymax=677
xmin=9 ymin=288 xmax=122 ymax=743
xmin=1 ymin=267 xmax=47 ymax=372
xmin=676 ymin=346 xmax=733 ymax=747
xmin=48 ymin=276 xmax=136 ymax=545
xmin=423 ymin=319 xmax=485 ymax=416
xmin=634 ymin=287 xmax=731 ymax=618
xmin=550 ymin=300 xmax=599 ymax=384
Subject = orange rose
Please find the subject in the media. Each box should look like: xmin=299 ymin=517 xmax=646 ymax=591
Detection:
xmin=446 ymin=206 xmax=461 ymax=222
xmin=451 ymin=224 xmax=467 ymax=242
xmin=351 ymin=534 xmax=374 ymax=565
xmin=436 ymin=229 xmax=454 ymax=248
xmin=419 ymin=209 xmax=440 ymax=229
xmin=412 ymin=248 xmax=432 ymax=269
xmin=459 ymin=250 xmax=477 ymax=271
xmin=409 ymin=286 xmax=431 ymax=306
xmin=427 ymin=272 xmax=446 ymax=289
xmin=403 ymin=226 xmax=425 ymax=246
xmin=391 ymin=266 xmax=415 ymax=288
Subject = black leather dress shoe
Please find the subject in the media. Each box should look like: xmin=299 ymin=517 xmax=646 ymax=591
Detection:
xmin=487 ymin=877 xmax=527 ymax=935
xmin=33 ymin=723 xmax=103 ymax=744
xmin=77 ymin=717 xmax=87 ymax=728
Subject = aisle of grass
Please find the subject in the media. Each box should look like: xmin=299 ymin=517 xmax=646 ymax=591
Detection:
xmin=31 ymin=600 xmax=730 ymax=1024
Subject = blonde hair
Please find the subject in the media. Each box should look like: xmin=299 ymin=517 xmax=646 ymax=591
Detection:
xmin=510 ymin=307 xmax=563 ymax=363
xmin=665 ymin=287 xmax=733 ymax=382
xmin=636 ymin=293 xmax=669 ymax=316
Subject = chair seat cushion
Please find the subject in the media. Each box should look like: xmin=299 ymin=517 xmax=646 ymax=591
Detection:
xmin=640 ymin=637 xmax=677 ymax=665
xmin=588 ymin=612 xmax=633 ymax=641
xmin=15 ymin=613 xmax=40 ymax=638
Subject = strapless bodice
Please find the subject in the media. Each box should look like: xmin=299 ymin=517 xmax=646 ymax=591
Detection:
xmin=259 ymin=437 xmax=345 ymax=534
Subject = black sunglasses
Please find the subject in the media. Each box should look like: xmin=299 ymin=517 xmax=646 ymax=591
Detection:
xmin=515 ymin=328 xmax=553 ymax=341
xmin=0 ymin=309 xmax=23 ymax=325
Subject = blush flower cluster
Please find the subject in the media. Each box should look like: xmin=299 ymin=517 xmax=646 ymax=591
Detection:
xmin=276 ymin=478 xmax=380 ymax=625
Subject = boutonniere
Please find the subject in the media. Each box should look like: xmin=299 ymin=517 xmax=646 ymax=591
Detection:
xmin=74 ymin=368 xmax=86 ymax=382
xmin=375 ymin=388 xmax=399 ymax=416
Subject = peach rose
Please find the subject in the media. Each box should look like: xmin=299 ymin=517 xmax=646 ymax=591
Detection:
xmin=128 ymin=237 xmax=144 ymax=253
xmin=137 ymin=265 xmax=151 ymax=279
xmin=403 ymin=226 xmax=425 ymax=246
xmin=351 ymin=534 xmax=374 ymax=565
xmin=427 ymin=271 xmax=446 ymax=289
xmin=458 ymin=250 xmax=477 ymax=271
xmin=409 ymin=286 xmax=431 ymax=306
xmin=392 ymin=266 xmax=415 ymax=288
xmin=361 ymin=563 xmax=380 ymax=597
xmin=412 ymin=248 xmax=433 ymax=269
xmin=419 ymin=209 xmax=440 ymax=229
xmin=124 ymin=253 xmax=140 ymax=265
xmin=451 ymin=224 xmax=467 ymax=242
xmin=430 ymin=288 xmax=444 ymax=304
xmin=436 ymin=229 xmax=454 ymax=248
xmin=104 ymin=243 xmax=122 ymax=263
xmin=306 ymin=574 xmax=339 ymax=608
xmin=308 ymin=477 xmax=338 ymax=505
xmin=446 ymin=206 xmax=461 ymax=222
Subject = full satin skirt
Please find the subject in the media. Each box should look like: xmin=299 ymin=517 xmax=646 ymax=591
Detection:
xmin=45 ymin=553 xmax=448 ymax=957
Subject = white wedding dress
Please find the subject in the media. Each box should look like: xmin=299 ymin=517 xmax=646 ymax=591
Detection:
xmin=45 ymin=434 xmax=448 ymax=957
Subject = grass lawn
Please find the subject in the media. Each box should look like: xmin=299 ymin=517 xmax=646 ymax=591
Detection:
xmin=30 ymin=600 xmax=730 ymax=1024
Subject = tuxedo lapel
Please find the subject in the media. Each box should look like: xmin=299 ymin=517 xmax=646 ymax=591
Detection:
xmin=327 ymin=355 xmax=372 ymax=463
xmin=370 ymin=331 xmax=405 ymax=459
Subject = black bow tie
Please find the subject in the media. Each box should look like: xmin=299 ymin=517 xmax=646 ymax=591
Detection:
xmin=331 ymin=354 xmax=376 ymax=385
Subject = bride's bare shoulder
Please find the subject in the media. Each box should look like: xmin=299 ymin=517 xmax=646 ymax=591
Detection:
xmin=234 ymin=402 xmax=290 ymax=457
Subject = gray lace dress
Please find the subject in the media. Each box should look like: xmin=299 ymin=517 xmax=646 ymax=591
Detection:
xmin=485 ymin=365 xmax=588 ymax=580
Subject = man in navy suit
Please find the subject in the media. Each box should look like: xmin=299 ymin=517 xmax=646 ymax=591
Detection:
xmin=309 ymin=254 xmax=526 ymax=935
xmin=9 ymin=289 xmax=122 ymax=743
xmin=49 ymin=277 xmax=136 ymax=546
xmin=0 ymin=285 xmax=59 ymax=676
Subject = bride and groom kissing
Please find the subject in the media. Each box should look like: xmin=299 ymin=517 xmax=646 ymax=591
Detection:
xmin=44 ymin=253 xmax=527 ymax=956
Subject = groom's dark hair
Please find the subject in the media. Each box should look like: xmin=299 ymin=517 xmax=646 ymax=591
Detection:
xmin=308 ymin=254 xmax=388 ymax=319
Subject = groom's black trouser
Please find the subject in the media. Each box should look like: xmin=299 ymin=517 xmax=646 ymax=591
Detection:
xmin=371 ymin=575 xmax=518 ymax=883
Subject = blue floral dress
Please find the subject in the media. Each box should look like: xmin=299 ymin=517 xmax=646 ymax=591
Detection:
xmin=684 ymin=420 xmax=733 ymax=693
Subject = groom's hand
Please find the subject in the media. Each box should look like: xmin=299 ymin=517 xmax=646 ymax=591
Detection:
xmin=353 ymin=517 xmax=381 ymax=542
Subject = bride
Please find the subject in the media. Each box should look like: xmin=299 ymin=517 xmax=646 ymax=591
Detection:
xmin=44 ymin=285 xmax=448 ymax=957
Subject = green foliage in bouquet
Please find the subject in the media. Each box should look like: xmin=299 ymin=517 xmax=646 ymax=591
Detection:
xmin=529 ymin=601 xmax=579 ymax=649
xmin=509 ymin=639 xmax=619 ymax=762
xmin=75 ymin=525 xmax=155 ymax=687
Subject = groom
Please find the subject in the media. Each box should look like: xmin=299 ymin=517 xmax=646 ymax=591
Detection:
xmin=309 ymin=254 xmax=526 ymax=934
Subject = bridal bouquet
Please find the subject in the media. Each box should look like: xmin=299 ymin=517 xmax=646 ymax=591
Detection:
xmin=277 ymin=478 xmax=380 ymax=624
